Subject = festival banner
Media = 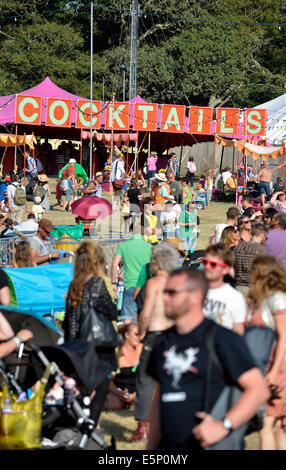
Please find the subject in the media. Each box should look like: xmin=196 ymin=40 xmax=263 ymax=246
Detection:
xmin=76 ymin=100 xmax=102 ymax=129
xmin=189 ymin=106 xmax=213 ymax=135
xmin=13 ymin=93 xmax=268 ymax=140
xmin=15 ymin=95 xmax=42 ymax=125
xmin=46 ymin=98 xmax=72 ymax=128
xmin=215 ymin=107 xmax=240 ymax=136
xmin=245 ymin=108 xmax=267 ymax=137
xmin=105 ymin=102 xmax=130 ymax=131
xmin=161 ymin=104 xmax=186 ymax=133
xmin=133 ymin=103 xmax=158 ymax=131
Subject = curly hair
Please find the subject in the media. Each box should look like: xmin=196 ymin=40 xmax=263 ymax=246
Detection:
xmin=248 ymin=254 xmax=286 ymax=305
xmin=69 ymin=241 xmax=101 ymax=307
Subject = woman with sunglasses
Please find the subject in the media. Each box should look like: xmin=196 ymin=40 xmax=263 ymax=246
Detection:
xmin=237 ymin=216 xmax=252 ymax=242
xmin=220 ymin=226 xmax=240 ymax=250
xmin=246 ymin=255 xmax=286 ymax=450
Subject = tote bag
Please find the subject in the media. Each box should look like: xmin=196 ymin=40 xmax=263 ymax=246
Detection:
xmin=79 ymin=281 xmax=118 ymax=349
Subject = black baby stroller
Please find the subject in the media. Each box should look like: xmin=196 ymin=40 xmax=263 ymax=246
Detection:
xmin=0 ymin=339 xmax=116 ymax=450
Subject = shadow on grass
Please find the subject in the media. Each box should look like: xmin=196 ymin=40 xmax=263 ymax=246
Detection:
xmin=100 ymin=409 xmax=146 ymax=450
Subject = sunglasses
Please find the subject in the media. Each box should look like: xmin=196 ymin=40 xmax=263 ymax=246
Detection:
xmin=242 ymin=220 xmax=251 ymax=224
xmin=201 ymin=258 xmax=228 ymax=269
xmin=163 ymin=288 xmax=197 ymax=296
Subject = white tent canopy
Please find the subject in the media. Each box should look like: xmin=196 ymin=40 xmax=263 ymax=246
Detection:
xmin=255 ymin=93 xmax=286 ymax=146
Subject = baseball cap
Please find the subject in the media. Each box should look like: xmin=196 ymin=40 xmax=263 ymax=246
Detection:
xmin=69 ymin=158 xmax=77 ymax=164
xmin=96 ymin=172 xmax=103 ymax=177
xmin=39 ymin=218 xmax=54 ymax=233
xmin=34 ymin=196 xmax=42 ymax=203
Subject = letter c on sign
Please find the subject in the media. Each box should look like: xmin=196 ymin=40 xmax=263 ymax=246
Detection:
xmin=18 ymin=97 xmax=39 ymax=123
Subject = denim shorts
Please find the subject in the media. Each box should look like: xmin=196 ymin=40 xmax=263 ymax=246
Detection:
xmin=259 ymin=181 xmax=270 ymax=196
xmin=65 ymin=190 xmax=73 ymax=202
xmin=120 ymin=287 xmax=137 ymax=321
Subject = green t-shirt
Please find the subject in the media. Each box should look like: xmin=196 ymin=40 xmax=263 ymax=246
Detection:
xmin=183 ymin=186 xmax=192 ymax=204
xmin=178 ymin=210 xmax=197 ymax=239
xmin=116 ymin=235 xmax=152 ymax=289
xmin=136 ymin=263 xmax=153 ymax=288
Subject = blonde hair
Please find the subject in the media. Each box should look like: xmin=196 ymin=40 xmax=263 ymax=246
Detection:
xmin=220 ymin=226 xmax=237 ymax=247
xmin=69 ymin=241 xmax=101 ymax=307
xmin=248 ymin=255 xmax=286 ymax=305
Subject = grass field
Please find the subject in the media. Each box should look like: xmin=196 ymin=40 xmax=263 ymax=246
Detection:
xmin=38 ymin=177 xmax=259 ymax=450
xmin=40 ymin=177 xmax=232 ymax=247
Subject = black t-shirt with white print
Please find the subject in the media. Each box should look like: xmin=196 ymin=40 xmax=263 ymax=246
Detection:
xmin=147 ymin=318 xmax=256 ymax=450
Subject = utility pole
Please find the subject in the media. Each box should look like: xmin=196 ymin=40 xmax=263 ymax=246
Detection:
xmin=129 ymin=0 xmax=138 ymax=100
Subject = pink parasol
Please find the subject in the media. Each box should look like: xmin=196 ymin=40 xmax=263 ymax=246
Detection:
xmin=71 ymin=196 xmax=113 ymax=220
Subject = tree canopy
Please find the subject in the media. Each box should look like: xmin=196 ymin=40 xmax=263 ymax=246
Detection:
xmin=0 ymin=0 xmax=285 ymax=108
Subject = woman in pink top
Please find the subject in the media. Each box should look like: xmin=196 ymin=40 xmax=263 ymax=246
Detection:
xmin=147 ymin=151 xmax=158 ymax=188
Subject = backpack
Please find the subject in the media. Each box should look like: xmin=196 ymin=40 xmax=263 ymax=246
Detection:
xmin=135 ymin=263 xmax=152 ymax=313
xmin=34 ymin=185 xmax=45 ymax=202
xmin=13 ymin=184 xmax=26 ymax=206
xmin=35 ymin=158 xmax=42 ymax=173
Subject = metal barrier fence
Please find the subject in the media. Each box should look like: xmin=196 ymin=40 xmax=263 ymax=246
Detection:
xmin=0 ymin=235 xmax=129 ymax=268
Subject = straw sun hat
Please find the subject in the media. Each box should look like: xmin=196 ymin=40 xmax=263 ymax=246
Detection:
xmin=38 ymin=174 xmax=49 ymax=183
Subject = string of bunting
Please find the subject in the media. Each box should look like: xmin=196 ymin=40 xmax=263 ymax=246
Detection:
xmin=74 ymin=100 xmax=110 ymax=118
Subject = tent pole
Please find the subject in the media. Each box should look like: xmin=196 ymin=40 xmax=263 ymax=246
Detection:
xmin=14 ymin=124 xmax=18 ymax=172
xmin=127 ymin=132 xmax=130 ymax=174
xmin=212 ymin=135 xmax=216 ymax=176
xmin=135 ymin=131 xmax=139 ymax=173
xmin=80 ymin=130 xmax=83 ymax=167
xmin=244 ymin=155 xmax=247 ymax=193
xmin=89 ymin=1 xmax=94 ymax=181
xmin=110 ymin=93 xmax=115 ymax=193
xmin=23 ymin=137 xmax=26 ymax=187
xmin=32 ymin=132 xmax=35 ymax=178
xmin=219 ymin=146 xmax=224 ymax=173
xmin=232 ymin=146 xmax=235 ymax=172
xmin=179 ymin=133 xmax=184 ymax=176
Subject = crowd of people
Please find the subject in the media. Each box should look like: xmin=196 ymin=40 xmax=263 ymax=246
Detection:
xmin=1 ymin=148 xmax=286 ymax=452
